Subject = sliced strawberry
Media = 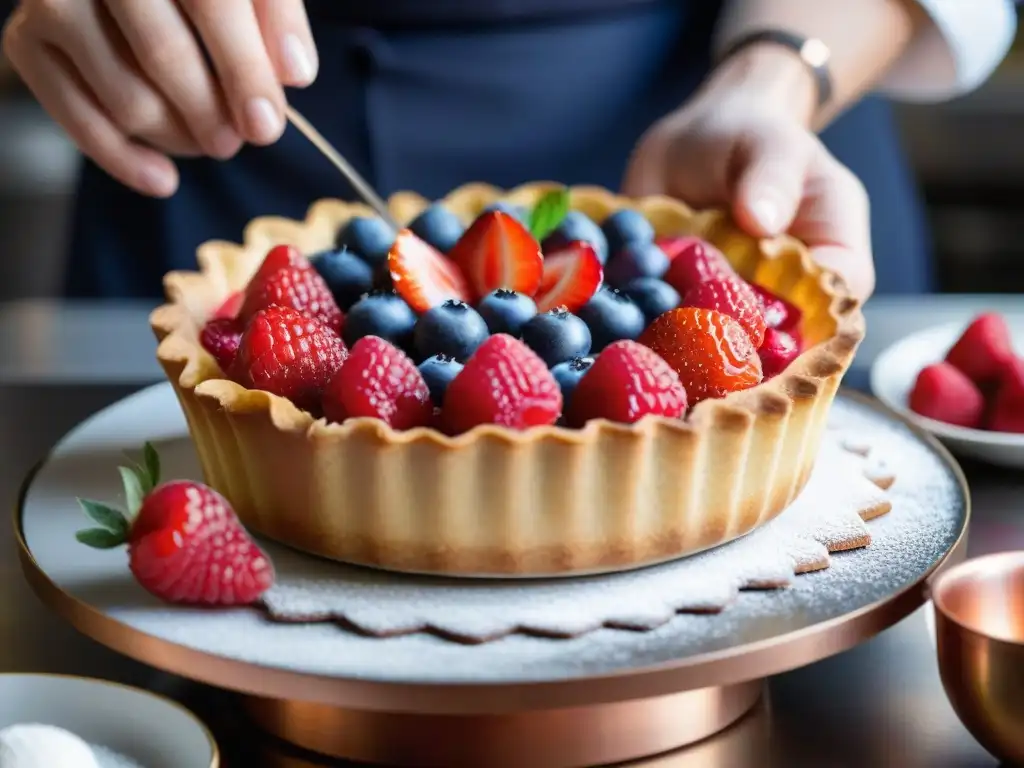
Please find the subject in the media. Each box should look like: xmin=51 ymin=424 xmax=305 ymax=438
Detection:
xmin=448 ymin=211 xmax=544 ymax=300
xmin=535 ymin=241 xmax=604 ymax=314
xmin=388 ymin=229 xmax=473 ymax=313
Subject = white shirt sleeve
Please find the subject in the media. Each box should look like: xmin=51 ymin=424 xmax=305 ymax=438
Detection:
xmin=880 ymin=0 xmax=1018 ymax=102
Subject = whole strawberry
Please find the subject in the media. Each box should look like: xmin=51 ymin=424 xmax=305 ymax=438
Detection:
xmin=683 ymin=276 xmax=767 ymax=348
xmin=945 ymin=313 xmax=1015 ymax=387
xmin=443 ymin=334 xmax=563 ymax=432
xmin=240 ymin=244 xmax=344 ymax=334
xmin=987 ymin=357 xmax=1024 ymax=433
xmin=909 ymin=362 xmax=984 ymax=429
xmin=662 ymin=238 xmax=734 ymax=297
xmin=76 ymin=443 xmax=275 ymax=606
xmin=230 ymin=306 xmax=348 ymax=413
xmin=322 ymin=336 xmax=434 ymax=429
xmin=568 ymin=340 xmax=688 ymax=427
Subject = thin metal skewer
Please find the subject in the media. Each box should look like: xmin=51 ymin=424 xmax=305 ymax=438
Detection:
xmin=285 ymin=105 xmax=401 ymax=231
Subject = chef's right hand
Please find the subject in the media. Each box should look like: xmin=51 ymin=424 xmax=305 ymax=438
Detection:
xmin=2 ymin=0 xmax=318 ymax=197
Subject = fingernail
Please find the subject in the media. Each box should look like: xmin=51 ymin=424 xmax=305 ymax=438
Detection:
xmin=751 ymin=197 xmax=783 ymax=233
xmin=282 ymin=34 xmax=317 ymax=86
xmin=210 ymin=125 xmax=242 ymax=159
xmin=244 ymin=98 xmax=283 ymax=144
xmin=139 ymin=164 xmax=176 ymax=197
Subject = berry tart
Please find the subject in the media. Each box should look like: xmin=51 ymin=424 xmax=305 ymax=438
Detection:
xmin=151 ymin=183 xmax=863 ymax=577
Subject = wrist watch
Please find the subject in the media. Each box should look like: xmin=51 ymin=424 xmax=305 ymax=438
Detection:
xmin=716 ymin=30 xmax=833 ymax=109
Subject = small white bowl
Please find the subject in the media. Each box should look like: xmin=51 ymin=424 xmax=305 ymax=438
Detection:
xmin=0 ymin=674 xmax=218 ymax=767
xmin=870 ymin=320 xmax=1024 ymax=468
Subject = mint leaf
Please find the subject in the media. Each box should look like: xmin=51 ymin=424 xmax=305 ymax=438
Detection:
xmin=118 ymin=466 xmax=145 ymax=515
xmin=528 ymin=188 xmax=570 ymax=242
xmin=77 ymin=498 xmax=129 ymax=538
xmin=143 ymin=442 xmax=161 ymax=489
xmin=76 ymin=528 xmax=125 ymax=550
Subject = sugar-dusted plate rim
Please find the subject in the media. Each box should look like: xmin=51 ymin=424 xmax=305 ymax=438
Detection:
xmin=15 ymin=383 xmax=968 ymax=714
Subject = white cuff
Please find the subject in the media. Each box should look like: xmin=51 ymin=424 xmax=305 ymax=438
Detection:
xmin=880 ymin=0 xmax=1018 ymax=102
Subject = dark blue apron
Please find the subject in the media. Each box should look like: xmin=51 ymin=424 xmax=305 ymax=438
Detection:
xmin=64 ymin=0 xmax=933 ymax=298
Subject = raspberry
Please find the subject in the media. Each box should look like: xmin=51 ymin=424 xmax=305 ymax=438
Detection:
xmin=442 ymin=334 xmax=562 ymax=433
xmin=199 ymin=317 xmax=242 ymax=372
xmin=322 ymin=336 xmax=433 ymax=429
xmin=567 ymin=340 xmax=687 ymax=426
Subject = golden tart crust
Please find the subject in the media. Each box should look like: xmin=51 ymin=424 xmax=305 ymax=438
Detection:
xmin=151 ymin=182 xmax=864 ymax=577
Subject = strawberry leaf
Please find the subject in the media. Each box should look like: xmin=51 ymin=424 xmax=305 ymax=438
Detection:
xmin=76 ymin=528 xmax=124 ymax=550
xmin=528 ymin=188 xmax=570 ymax=243
xmin=118 ymin=466 xmax=145 ymax=516
xmin=143 ymin=442 xmax=161 ymax=488
xmin=77 ymin=498 xmax=129 ymax=538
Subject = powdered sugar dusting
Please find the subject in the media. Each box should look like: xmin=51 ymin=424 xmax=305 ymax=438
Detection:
xmin=24 ymin=390 xmax=967 ymax=683
xmin=258 ymin=433 xmax=891 ymax=642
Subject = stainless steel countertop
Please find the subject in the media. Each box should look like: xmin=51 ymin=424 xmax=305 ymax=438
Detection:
xmin=1 ymin=298 xmax=1022 ymax=767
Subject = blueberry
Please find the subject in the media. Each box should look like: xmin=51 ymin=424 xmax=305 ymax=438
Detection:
xmin=622 ymin=277 xmax=681 ymax=324
xmin=520 ymin=308 xmax=592 ymax=367
xmin=418 ymin=354 xmax=464 ymax=407
xmin=409 ymin=204 xmax=465 ymax=254
xmin=343 ymin=290 xmax=417 ymax=351
xmin=542 ymin=211 xmax=609 ymax=264
xmin=577 ymin=288 xmax=647 ymax=351
xmin=311 ymin=247 xmax=375 ymax=310
xmin=414 ymin=299 xmax=490 ymax=362
xmin=551 ymin=356 xmax=594 ymax=406
xmin=482 ymin=201 xmax=529 ymax=225
xmin=604 ymin=241 xmax=669 ymax=288
xmin=335 ymin=216 xmax=396 ymax=269
xmin=477 ymin=289 xmax=537 ymax=336
xmin=601 ymin=209 xmax=655 ymax=253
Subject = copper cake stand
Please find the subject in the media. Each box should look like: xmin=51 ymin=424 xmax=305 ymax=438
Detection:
xmin=14 ymin=386 xmax=969 ymax=767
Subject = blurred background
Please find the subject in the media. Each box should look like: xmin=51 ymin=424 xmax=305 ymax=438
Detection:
xmin=0 ymin=35 xmax=1022 ymax=303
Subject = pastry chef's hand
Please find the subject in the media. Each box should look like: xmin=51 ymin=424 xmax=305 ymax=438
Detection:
xmin=2 ymin=0 xmax=318 ymax=198
xmin=622 ymin=45 xmax=876 ymax=301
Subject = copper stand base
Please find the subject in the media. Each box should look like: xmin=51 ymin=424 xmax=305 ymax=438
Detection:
xmin=243 ymin=680 xmax=762 ymax=767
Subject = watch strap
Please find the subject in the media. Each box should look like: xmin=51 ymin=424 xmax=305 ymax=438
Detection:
xmin=717 ymin=30 xmax=833 ymax=109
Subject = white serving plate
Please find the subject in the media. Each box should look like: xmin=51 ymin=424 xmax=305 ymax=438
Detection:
xmin=870 ymin=320 xmax=1024 ymax=468
xmin=0 ymin=674 xmax=218 ymax=767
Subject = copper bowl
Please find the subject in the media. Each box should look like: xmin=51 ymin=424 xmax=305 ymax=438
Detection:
xmin=932 ymin=551 xmax=1024 ymax=764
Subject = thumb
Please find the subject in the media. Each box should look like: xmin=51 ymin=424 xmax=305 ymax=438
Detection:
xmin=731 ymin=129 xmax=811 ymax=238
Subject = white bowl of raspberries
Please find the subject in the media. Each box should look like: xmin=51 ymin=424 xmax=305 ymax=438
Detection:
xmin=871 ymin=313 xmax=1024 ymax=468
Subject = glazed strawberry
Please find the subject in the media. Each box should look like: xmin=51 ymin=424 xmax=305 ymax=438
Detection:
xmin=534 ymin=240 xmax=604 ymax=313
xmin=442 ymin=334 xmax=562 ymax=432
xmin=909 ymin=362 xmax=984 ymax=429
xmin=322 ymin=336 xmax=433 ymax=429
xmin=683 ymin=276 xmax=767 ymax=348
xmin=662 ymin=238 xmax=734 ymax=297
xmin=449 ymin=211 xmax=544 ymax=300
xmin=388 ymin=229 xmax=473 ymax=313
xmin=229 ymin=306 xmax=348 ymax=413
xmin=945 ymin=313 xmax=1015 ymax=386
xmin=567 ymin=340 xmax=687 ymax=427
xmin=639 ymin=307 xmax=762 ymax=404
xmin=748 ymin=283 xmax=802 ymax=332
xmin=76 ymin=443 xmax=274 ymax=606
xmin=758 ymin=327 xmax=801 ymax=379
xmin=240 ymin=245 xmax=344 ymax=334
xmin=212 ymin=290 xmax=244 ymax=320
xmin=987 ymin=357 xmax=1024 ymax=433
xmin=200 ymin=317 xmax=243 ymax=372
